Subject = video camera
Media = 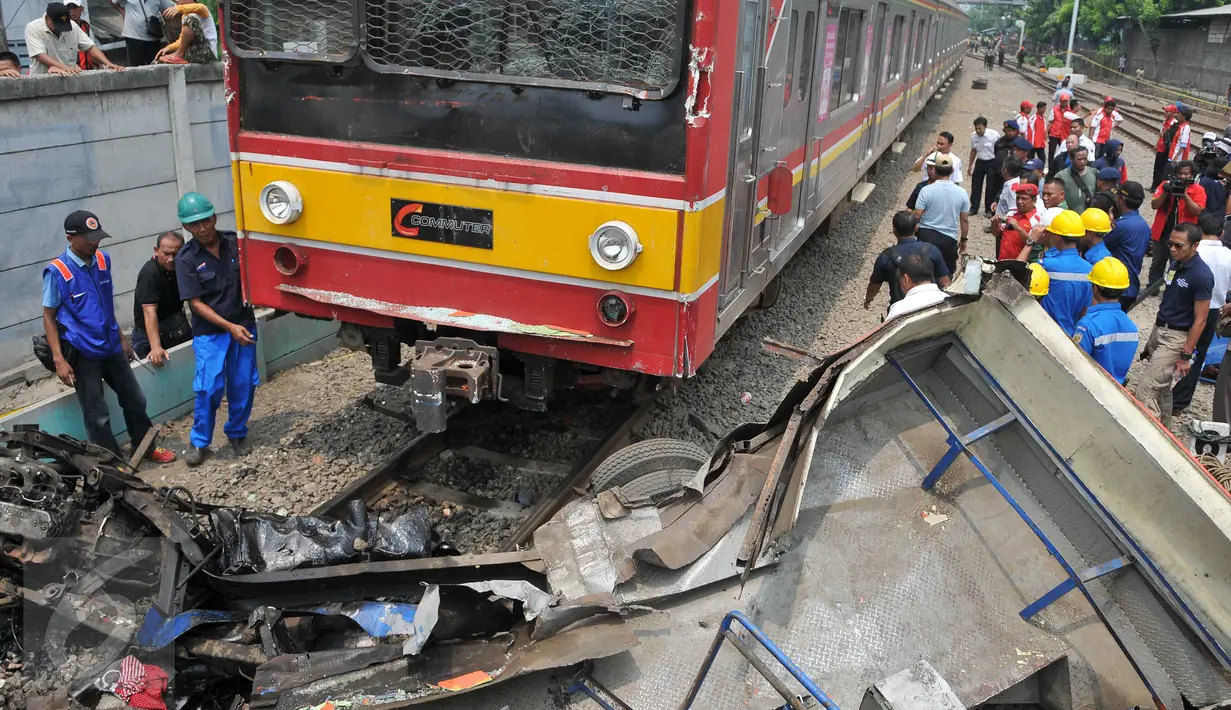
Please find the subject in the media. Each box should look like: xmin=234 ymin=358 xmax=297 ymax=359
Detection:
xmin=1168 ymin=176 xmax=1196 ymax=196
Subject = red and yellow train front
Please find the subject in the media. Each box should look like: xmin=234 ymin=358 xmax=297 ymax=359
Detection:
xmin=224 ymin=0 xmax=731 ymax=392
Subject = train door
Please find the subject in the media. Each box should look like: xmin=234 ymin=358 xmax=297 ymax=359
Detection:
xmin=773 ymin=0 xmax=820 ymax=242
xmin=718 ymin=0 xmax=771 ymax=312
xmin=858 ymin=2 xmax=888 ymax=161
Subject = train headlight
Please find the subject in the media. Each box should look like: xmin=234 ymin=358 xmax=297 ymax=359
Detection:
xmin=588 ymin=221 xmax=642 ymax=271
xmin=258 ymin=181 xmax=303 ymax=225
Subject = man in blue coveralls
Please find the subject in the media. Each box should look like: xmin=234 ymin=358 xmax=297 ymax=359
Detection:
xmin=1103 ymin=181 xmax=1152 ymax=311
xmin=1039 ymin=209 xmax=1094 ymax=336
xmin=1073 ymin=257 xmax=1139 ymax=384
xmin=42 ymin=210 xmax=176 ymax=464
xmin=173 ymin=193 xmax=258 ymax=466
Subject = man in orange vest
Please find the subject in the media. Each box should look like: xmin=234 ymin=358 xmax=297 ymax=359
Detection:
xmin=1088 ymin=97 xmax=1124 ymax=160
xmin=1048 ymin=93 xmax=1078 ymax=178
xmin=1029 ymin=101 xmax=1048 ymax=163
xmin=1152 ymin=104 xmax=1179 ymax=190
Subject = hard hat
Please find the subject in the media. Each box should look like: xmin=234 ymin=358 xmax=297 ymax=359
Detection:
xmin=1027 ymin=263 xmax=1050 ymax=296
xmin=177 ymin=192 xmax=216 ymax=224
xmin=1048 ymin=209 xmax=1086 ymax=238
xmin=1081 ymin=208 xmax=1112 ymax=234
xmin=1089 ymin=257 xmax=1130 ymax=289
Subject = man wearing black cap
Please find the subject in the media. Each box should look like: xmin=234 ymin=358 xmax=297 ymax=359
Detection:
xmin=1090 ymin=166 xmax=1122 ymax=215
xmin=24 ymin=2 xmax=123 ymax=75
xmin=41 ymin=211 xmax=175 ymax=464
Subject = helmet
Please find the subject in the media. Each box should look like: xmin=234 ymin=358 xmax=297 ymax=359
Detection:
xmin=177 ymin=192 xmax=216 ymax=224
xmin=1081 ymin=208 xmax=1112 ymax=234
xmin=1027 ymin=263 xmax=1050 ymax=296
xmin=1048 ymin=210 xmax=1086 ymax=238
xmin=1089 ymin=257 xmax=1130 ymax=289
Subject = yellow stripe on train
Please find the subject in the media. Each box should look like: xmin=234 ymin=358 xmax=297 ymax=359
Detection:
xmin=236 ymin=161 xmax=692 ymax=291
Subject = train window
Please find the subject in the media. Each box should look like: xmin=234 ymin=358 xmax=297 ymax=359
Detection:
xmin=228 ymin=0 xmax=358 ymax=62
xmin=827 ymin=7 xmax=864 ymax=112
xmin=784 ymin=10 xmax=800 ymax=109
xmin=798 ymin=11 xmax=817 ymax=102
xmin=359 ymin=0 xmax=688 ymax=97
xmin=889 ymin=14 xmax=905 ymax=81
xmin=913 ymin=18 xmax=926 ymax=68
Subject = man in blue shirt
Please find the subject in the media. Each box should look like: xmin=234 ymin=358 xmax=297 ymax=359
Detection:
xmin=42 ymin=211 xmax=176 ymax=464
xmin=1073 ymin=257 xmax=1139 ymax=384
xmin=1133 ymin=223 xmax=1214 ymax=426
xmin=1080 ymin=208 xmax=1113 ymax=265
xmin=174 ymin=193 xmax=259 ymax=466
xmin=913 ymin=153 xmax=970 ymax=275
xmin=1103 ymin=181 xmax=1152 ymax=311
xmin=1039 ymin=210 xmax=1094 ymax=336
xmin=865 ymin=211 xmax=951 ymax=314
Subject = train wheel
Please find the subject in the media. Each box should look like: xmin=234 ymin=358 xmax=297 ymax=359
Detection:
xmin=591 ymin=438 xmax=710 ymax=498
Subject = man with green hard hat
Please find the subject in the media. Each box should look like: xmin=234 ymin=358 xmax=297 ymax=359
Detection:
xmin=173 ymin=192 xmax=258 ymax=466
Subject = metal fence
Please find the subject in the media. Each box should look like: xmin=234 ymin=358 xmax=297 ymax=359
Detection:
xmin=227 ymin=0 xmax=358 ymax=61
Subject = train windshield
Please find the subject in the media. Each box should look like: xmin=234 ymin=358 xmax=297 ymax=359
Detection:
xmin=227 ymin=0 xmax=687 ymax=97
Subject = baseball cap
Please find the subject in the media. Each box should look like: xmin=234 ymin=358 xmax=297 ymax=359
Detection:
xmin=1164 ymin=103 xmax=1177 ymax=112
xmin=924 ymin=151 xmax=939 ymax=166
xmin=1012 ymin=136 xmax=1032 ymax=151
xmin=1203 ymin=131 xmax=1218 ymax=142
xmin=934 ymin=153 xmax=955 ymax=169
xmin=1104 ymin=95 xmax=1115 ymax=103
xmin=1012 ymin=182 xmax=1039 ymax=196
xmin=1058 ymin=90 xmax=1072 ymax=101
xmin=1020 ymin=100 xmax=1033 ymax=110
xmin=1096 ymin=167 xmax=1122 ymax=182
xmin=45 ymin=2 xmax=71 ymax=33
xmin=1176 ymin=101 xmax=1191 ymax=114
xmin=1216 ymin=139 xmax=1231 ymax=153
xmin=64 ymin=0 xmax=81 ymax=5
xmin=1003 ymin=118 xmax=1019 ymax=129
xmin=64 ymin=210 xmax=110 ymax=242
xmin=1118 ymin=181 xmax=1145 ymax=202
xmin=1023 ymin=158 xmax=1044 ymax=171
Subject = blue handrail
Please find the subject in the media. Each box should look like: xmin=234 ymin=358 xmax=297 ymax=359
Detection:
xmin=568 ymin=609 xmax=839 ymax=710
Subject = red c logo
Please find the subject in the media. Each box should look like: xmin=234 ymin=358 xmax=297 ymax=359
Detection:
xmin=394 ymin=203 xmax=424 ymax=237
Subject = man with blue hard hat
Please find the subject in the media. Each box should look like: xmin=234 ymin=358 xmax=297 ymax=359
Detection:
xmin=173 ymin=192 xmax=259 ymax=466
xmin=41 ymin=210 xmax=176 ymax=464
xmin=1073 ymin=257 xmax=1139 ymax=384
xmin=1039 ymin=209 xmax=1094 ymax=337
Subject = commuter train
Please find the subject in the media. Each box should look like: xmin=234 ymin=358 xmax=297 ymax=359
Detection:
xmin=223 ymin=0 xmax=968 ymax=430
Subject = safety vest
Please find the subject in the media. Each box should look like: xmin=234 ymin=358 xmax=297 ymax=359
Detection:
xmin=1049 ymin=105 xmax=1072 ymax=140
xmin=1029 ymin=113 xmax=1047 ymax=148
xmin=1168 ymin=121 xmax=1191 ymax=161
xmin=1089 ymin=108 xmax=1122 ymax=144
xmin=44 ymin=249 xmax=122 ymax=360
xmin=1156 ymin=117 xmax=1176 ymax=153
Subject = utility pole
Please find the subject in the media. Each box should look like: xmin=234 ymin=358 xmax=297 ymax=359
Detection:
xmin=1065 ymin=0 xmax=1081 ymax=71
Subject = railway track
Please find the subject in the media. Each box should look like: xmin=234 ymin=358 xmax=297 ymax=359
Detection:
xmin=966 ymin=54 xmax=1224 ymax=152
xmin=309 ymin=388 xmax=672 ymax=554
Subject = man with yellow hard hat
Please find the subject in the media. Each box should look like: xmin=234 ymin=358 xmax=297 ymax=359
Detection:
xmin=1073 ymin=257 xmax=1139 ymax=384
xmin=1039 ymin=209 xmax=1094 ymax=336
xmin=1027 ymin=262 xmax=1049 ymax=299
xmin=1080 ymin=208 xmax=1113 ymax=265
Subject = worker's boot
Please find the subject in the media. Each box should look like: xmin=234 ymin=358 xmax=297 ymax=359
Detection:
xmin=185 ymin=446 xmax=206 ymax=467
xmin=230 ymin=437 xmax=252 ymax=457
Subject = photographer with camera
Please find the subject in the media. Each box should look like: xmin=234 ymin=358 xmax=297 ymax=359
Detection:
xmin=1149 ymin=160 xmax=1206 ymax=287
xmin=1198 ymin=155 xmax=1229 ymax=222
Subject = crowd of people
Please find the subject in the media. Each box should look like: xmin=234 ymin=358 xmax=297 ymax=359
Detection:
xmin=868 ymin=78 xmax=1231 ymax=428
xmin=3 ymin=0 xmax=218 ymax=78
xmin=39 ymin=193 xmax=259 ymax=469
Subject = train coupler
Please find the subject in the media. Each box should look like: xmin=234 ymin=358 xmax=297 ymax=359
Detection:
xmin=408 ymin=338 xmax=501 ymax=433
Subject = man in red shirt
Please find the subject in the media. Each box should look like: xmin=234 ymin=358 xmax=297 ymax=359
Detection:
xmin=1147 ymin=159 xmax=1206 ymax=287
xmin=1030 ymin=101 xmax=1048 ymax=163
xmin=1048 ymin=94 xmax=1077 ymax=178
xmin=1152 ymin=104 xmax=1179 ymax=190
xmin=999 ymin=183 xmax=1042 ymax=261
xmin=1088 ymin=97 xmax=1123 ymax=159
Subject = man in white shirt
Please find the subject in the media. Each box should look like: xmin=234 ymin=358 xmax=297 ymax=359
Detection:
xmin=886 ymin=251 xmax=949 ymax=319
xmin=1054 ymin=119 xmax=1097 ymax=165
xmin=1173 ymin=213 xmax=1231 ymax=412
xmin=912 ymin=131 xmax=964 ymax=185
xmin=968 ymin=117 xmax=1002 ymax=217
xmin=24 ymin=2 xmax=123 ymax=75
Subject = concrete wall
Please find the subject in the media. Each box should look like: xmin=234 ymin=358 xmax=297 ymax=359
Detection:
xmin=0 ymin=64 xmax=231 ymax=376
xmin=1121 ymin=17 xmax=1231 ymax=101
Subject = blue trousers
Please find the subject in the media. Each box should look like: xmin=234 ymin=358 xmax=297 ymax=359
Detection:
xmin=190 ymin=332 xmax=259 ymax=449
